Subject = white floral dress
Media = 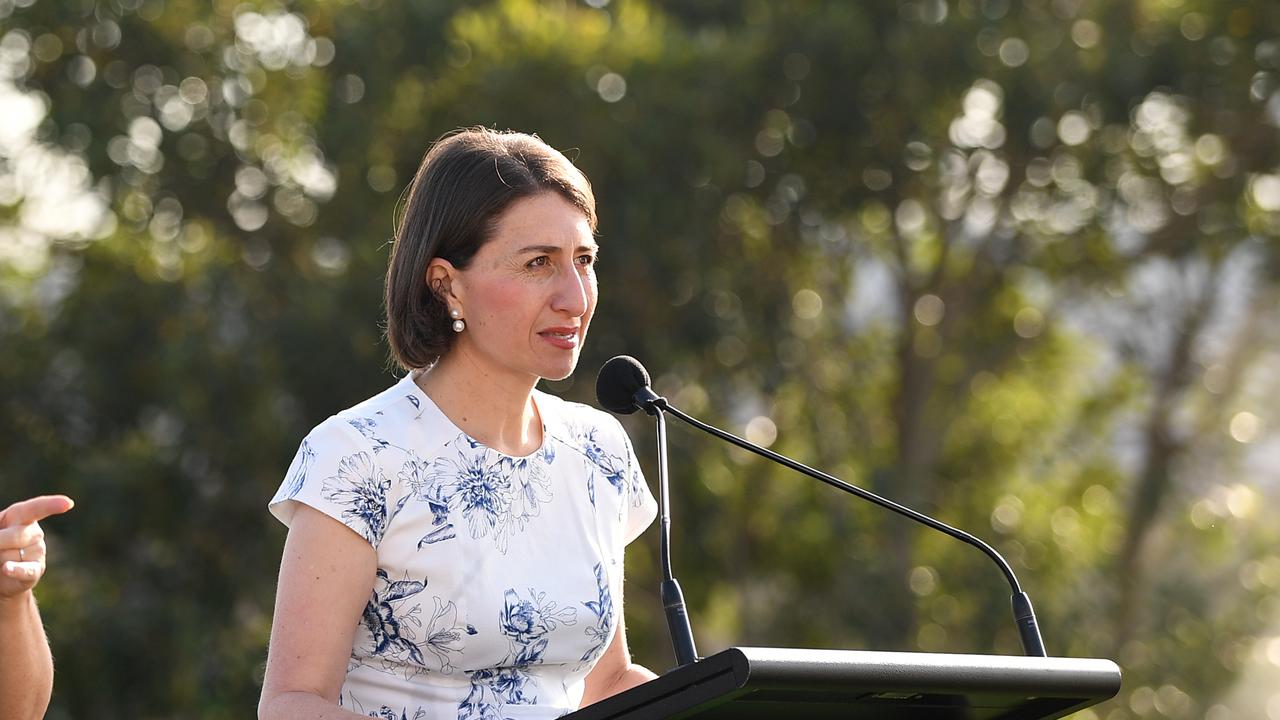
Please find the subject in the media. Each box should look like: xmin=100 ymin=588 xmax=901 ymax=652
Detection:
xmin=269 ymin=372 xmax=658 ymax=720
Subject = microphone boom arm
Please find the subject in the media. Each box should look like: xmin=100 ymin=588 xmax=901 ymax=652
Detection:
xmin=649 ymin=396 xmax=1047 ymax=658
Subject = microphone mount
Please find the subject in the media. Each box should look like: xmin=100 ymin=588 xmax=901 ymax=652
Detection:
xmin=597 ymin=355 xmax=698 ymax=666
xmin=653 ymin=404 xmax=698 ymax=667
xmin=632 ymin=386 xmax=665 ymax=416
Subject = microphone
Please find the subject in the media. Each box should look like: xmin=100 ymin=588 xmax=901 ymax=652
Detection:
xmin=597 ymin=356 xmax=698 ymax=667
xmin=596 ymin=355 xmax=1048 ymax=658
xmin=595 ymin=355 xmax=663 ymax=416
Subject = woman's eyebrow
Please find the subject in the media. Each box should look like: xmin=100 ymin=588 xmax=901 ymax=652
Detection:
xmin=516 ymin=244 xmax=562 ymax=254
xmin=516 ymin=243 xmax=599 ymax=254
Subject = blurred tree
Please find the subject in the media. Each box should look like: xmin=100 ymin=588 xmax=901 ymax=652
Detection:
xmin=1 ymin=0 xmax=1278 ymax=718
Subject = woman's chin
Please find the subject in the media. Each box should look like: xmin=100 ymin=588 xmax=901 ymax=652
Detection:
xmin=538 ymin=356 xmax=581 ymax=383
xmin=541 ymin=366 xmax=576 ymax=383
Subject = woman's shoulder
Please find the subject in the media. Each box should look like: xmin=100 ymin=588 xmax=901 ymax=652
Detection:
xmin=537 ymin=390 xmax=634 ymax=455
xmin=537 ymin=389 xmax=617 ymax=429
xmin=302 ymin=373 xmax=448 ymax=454
xmin=334 ymin=373 xmax=426 ymax=423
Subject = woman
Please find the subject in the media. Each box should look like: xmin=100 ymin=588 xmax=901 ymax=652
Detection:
xmin=259 ymin=128 xmax=658 ymax=719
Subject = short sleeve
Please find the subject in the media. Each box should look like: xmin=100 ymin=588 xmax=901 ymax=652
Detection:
xmin=269 ymin=417 xmax=396 ymax=548
xmin=618 ymin=420 xmax=658 ymax=545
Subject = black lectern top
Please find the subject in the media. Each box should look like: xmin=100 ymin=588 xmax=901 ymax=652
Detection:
xmin=563 ymin=646 xmax=1121 ymax=720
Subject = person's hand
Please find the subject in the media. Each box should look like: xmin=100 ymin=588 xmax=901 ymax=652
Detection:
xmin=0 ymin=495 xmax=74 ymax=599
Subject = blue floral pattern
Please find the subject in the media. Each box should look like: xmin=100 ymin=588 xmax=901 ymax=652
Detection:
xmin=349 ymin=416 xmax=392 ymax=452
xmin=570 ymin=424 xmax=629 ymax=510
xmin=359 ymin=568 xmax=477 ymax=681
xmin=269 ymin=377 xmax=658 ymax=718
xmin=459 ymin=586 xmax=578 ymax=719
xmin=579 ymin=563 xmax=614 ymax=666
xmin=501 ymin=454 xmax=554 ymax=532
xmin=362 ymin=569 xmax=427 ymax=667
xmin=424 ymin=596 xmax=478 ymax=672
xmin=322 ymin=451 xmax=393 ymax=545
xmin=279 ymin=439 xmax=315 ymax=501
xmin=369 ymin=709 xmax=426 ymax=720
xmin=408 ymin=436 xmax=555 ymax=553
xmin=339 ymin=693 xmax=426 ymax=720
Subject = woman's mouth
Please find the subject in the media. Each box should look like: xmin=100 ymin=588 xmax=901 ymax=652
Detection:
xmin=539 ymin=328 xmax=579 ymax=349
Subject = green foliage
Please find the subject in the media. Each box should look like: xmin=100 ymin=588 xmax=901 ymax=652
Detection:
xmin=2 ymin=0 xmax=1279 ymax=717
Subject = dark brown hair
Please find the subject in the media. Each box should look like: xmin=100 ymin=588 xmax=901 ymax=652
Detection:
xmin=384 ymin=127 xmax=597 ymax=370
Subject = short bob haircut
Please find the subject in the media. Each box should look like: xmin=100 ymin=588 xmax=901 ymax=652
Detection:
xmin=384 ymin=127 xmax=597 ymax=370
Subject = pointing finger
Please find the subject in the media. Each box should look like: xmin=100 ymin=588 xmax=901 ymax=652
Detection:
xmin=0 ymin=495 xmax=74 ymax=527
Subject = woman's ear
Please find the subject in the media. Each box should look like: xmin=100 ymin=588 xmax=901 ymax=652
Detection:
xmin=426 ymin=258 xmax=463 ymax=305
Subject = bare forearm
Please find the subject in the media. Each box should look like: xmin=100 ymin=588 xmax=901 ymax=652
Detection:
xmin=581 ymin=662 xmax=657 ymax=707
xmin=0 ymin=591 xmax=53 ymax=720
xmin=259 ymin=691 xmax=371 ymax=720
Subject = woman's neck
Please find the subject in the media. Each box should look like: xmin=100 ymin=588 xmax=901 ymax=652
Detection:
xmin=413 ymin=350 xmax=543 ymax=456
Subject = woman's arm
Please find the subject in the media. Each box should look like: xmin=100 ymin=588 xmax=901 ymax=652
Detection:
xmin=258 ymin=503 xmax=378 ymax=720
xmin=579 ymin=581 xmax=657 ymax=708
xmin=0 ymin=495 xmax=74 ymax=720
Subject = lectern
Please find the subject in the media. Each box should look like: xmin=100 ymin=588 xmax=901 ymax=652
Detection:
xmin=563 ymin=646 xmax=1121 ymax=720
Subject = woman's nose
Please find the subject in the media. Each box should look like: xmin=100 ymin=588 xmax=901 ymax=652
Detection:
xmin=552 ymin=265 xmax=591 ymax=316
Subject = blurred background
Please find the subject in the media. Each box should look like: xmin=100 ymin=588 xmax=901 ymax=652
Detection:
xmin=2 ymin=0 xmax=1278 ymax=717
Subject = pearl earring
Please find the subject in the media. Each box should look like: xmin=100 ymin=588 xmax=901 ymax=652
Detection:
xmin=450 ymin=308 xmax=465 ymax=333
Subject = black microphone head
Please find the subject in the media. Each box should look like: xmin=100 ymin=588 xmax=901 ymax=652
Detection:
xmin=596 ymin=355 xmax=652 ymax=415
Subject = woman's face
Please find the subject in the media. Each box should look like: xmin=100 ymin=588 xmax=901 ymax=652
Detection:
xmin=439 ymin=192 xmax=599 ymax=384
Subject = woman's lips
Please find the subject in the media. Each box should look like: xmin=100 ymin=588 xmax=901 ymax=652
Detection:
xmin=539 ymin=328 xmax=579 ymax=349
